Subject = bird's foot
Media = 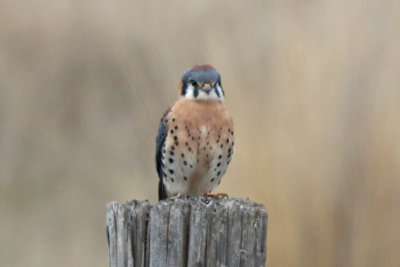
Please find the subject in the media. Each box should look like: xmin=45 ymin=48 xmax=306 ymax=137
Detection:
xmin=204 ymin=192 xmax=229 ymax=198
xmin=170 ymin=192 xmax=189 ymax=200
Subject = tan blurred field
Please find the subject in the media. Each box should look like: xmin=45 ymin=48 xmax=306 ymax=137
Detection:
xmin=1 ymin=1 xmax=400 ymax=266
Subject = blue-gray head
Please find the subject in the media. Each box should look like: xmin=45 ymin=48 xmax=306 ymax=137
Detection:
xmin=179 ymin=64 xmax=225 ymax=101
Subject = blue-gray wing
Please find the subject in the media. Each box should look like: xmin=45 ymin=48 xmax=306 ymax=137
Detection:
xmin=155 ymin=108 xmax=170 ymax=200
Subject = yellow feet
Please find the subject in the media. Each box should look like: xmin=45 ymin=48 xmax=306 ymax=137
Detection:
xmin=204 ymin=192 xmax=229 ymax=198
xmin=169 ymin=192 xmax=188 ymax=199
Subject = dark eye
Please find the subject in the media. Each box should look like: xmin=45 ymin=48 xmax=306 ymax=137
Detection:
xmin=189 ymin=79 xmax=197 ymax=87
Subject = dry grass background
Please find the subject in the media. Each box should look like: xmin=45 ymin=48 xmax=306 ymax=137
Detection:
xmin=1 ymin=0 xmax=400 ymax=266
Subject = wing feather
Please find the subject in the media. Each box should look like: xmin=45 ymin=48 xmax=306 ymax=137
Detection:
xmin=155 ymin=107 xmax=171 ymax=200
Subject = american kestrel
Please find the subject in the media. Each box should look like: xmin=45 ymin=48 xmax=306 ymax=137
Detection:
xmin=155 ymin=64 xmax=234 ymax=201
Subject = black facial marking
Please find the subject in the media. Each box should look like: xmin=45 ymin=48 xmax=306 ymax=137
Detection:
xmin=181 ymin=81 xmax=187 ymax=96
xmin=215 ymin=87 xmax=220 ymax=97
xmin=194 ymin=87 xmax=199 ymax=98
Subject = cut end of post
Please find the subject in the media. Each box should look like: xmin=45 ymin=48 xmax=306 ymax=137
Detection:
xmin=106 ymin=197 xmax=268 ymax=267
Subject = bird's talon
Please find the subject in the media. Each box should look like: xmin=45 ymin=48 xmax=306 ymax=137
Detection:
xmin=170 ymin=192 xmax=188 ymax=200
xmin=204 ymin=192 xmax=229 ymax=198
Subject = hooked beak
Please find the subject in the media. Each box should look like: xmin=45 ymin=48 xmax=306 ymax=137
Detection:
xmin=201 ymin=83 xmax=212 ymax=94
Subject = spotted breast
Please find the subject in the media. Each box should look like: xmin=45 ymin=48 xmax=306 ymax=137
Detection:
xmin=157 ymin=99 xmax=234 ymax=199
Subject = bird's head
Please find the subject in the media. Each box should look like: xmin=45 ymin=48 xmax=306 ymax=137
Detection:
xmin=179 ymin=64 xmax=225 ymax=102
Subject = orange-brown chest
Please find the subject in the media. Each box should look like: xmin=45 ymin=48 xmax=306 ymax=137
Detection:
xmin=169 ymin=99 xmax=233 ymax=130
xmin=161 ymin=99 xmax=234 ymax=196
xmin=166 ymin=100 xmax=234 ymax=156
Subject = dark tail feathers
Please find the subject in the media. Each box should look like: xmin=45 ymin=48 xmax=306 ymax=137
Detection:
xmin=158 ymin=181 xmax=167 ymax=201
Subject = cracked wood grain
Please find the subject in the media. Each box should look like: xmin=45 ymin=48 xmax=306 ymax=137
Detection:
xmin=107 ymin=197 xmax=267 ymax=267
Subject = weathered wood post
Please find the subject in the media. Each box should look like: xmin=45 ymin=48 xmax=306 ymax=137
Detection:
xmin=106 ymin=197 xmax=268 ymax=267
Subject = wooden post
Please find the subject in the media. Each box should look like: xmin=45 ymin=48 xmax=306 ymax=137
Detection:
xmin=106 ymin=197 xmax=268 ymax=267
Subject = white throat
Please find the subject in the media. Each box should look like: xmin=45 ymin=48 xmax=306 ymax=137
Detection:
xmin=182 ymin=84 xmax=225 ymax=102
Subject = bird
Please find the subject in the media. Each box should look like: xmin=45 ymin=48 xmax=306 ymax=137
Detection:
xmin=155 ymin=64 xmax=234 ymax=201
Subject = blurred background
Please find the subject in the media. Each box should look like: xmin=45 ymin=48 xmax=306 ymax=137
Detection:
xmin=1 ymin=0 xmax=399 ymax=266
